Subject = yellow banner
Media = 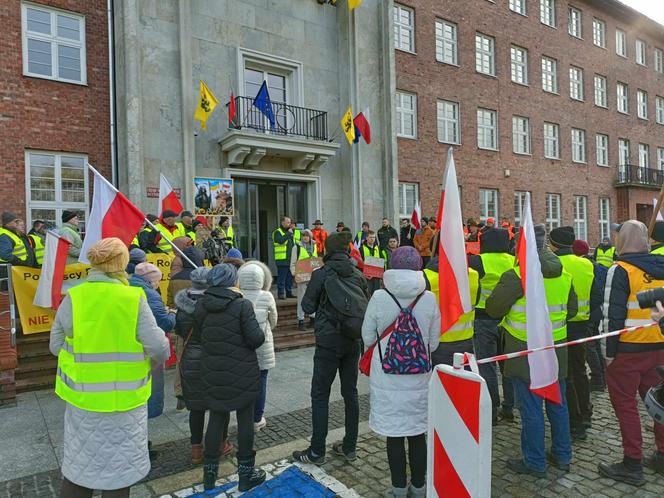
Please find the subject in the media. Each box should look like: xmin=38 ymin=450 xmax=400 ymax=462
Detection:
xmin=146 ymin=253 xmax=174 ymax=299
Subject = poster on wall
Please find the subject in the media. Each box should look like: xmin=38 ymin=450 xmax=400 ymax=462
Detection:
xmin=193 ymin=177 xmax=234 ymax=216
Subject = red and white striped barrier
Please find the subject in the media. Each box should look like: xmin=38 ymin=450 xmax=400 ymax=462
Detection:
xmin=427 ymin=361 xmax=492 ymax=498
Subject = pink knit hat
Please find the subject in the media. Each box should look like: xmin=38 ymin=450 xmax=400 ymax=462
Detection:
xmin=135 ymin=262 xmax=162 ymax=286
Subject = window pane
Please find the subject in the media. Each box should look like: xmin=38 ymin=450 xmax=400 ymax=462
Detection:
xmin=26 ymin=8 xmax=51 ymax=35
xmin=57 ymin=44 xmax=81 ymax=81
xmin=60 ymin=156 xmax=85 ymax=203
xmin=57 ymin=15 xmax=80 ymax=41
xmin=30 ymin=208 xmax=57 ymax=228
xmin=29 ymin=154 xmax=56 ymax=202
xmin=27 ymin=38 xmax=52 ymax=76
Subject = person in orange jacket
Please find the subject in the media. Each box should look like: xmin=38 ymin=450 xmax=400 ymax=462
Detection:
xmin=311 ymin=219 xmax=328 ymax=257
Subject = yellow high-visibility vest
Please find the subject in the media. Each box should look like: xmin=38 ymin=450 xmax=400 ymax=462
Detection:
xmin=0 ymin=228 xmax=28 ymax=263
xmin=29 ymin=233 xmax=45 ymax=265
xmin=155 ymin=223 xmax=179 ymax=253
xmin=297 ymin=244 xmax=318 ymax=260
xmin=272 ymin=228 xmax=289 ymax=261
xmin=559 ymin=254 xmax=594 ymax=322
xmin=361 ymin=244 xmax=387 ymax=268
xmin=652 ymin=245 xmax=664 ymax=256
xmin=595 ymin=246 xmax=615 ymax=267
xmin=477 ymin=252 xmax=515 ymax=309
xmin=224 ymin=225 xmax=234 ymax=247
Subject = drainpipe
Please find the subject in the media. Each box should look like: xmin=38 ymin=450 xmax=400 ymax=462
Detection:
xmin=107 ymin=0 xmax=118 ymax=186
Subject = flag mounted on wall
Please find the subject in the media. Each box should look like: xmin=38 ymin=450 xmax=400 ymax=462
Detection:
xmin=194 ymin=80 xmax=219 ymax=130
xmin=348 ymin=0 xmax=362 ymax=10
xmin=341 ymin=107 xmax=356 ymax=145
xmin=253 ymin=81 xmax=276 ymax=129
xmin=352 ymin=109 xmax=371 ymax=144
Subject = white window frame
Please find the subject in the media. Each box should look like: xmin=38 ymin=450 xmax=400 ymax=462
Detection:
xmin=540 ymin=0 xmax=556 ymax=27
xmin=543 ymin=122 xmax=560 ymax=159
xmin=596 ymin=133 xmax=609 ymax=167
xmin=393 ymin=4 xmax=415 ymax=53
xmin=616 ymin=29 xmax=627 ymax=57
xmin=21 ymin=3 xmax=87 ymax=84
xmin=619 ymin=138 xmax=630 ymax=166
xmin=25 ymin=150 xmax=89 ymax=229
xmin=655 ymin=48 xmax=664 ymax=73
xmin=639 ymin=143 xmax=650 ymax=169
xmin=656 ymin=96 xmax=664 ymax=125
xmin=636 ymin=39 xmax=647 ymax=66
xmin=510 ymin=45 xmax=529 ymax=85
xmin=617 ymin=82 xmax=629 ymax=114
xmin=475 ymin=32 xmax=496 ymax=76
xmin=477 ymin=108 xmax=498 ymax=150
xmin=599 ymin=198 xmax=610 ymax=241
xmin=398 ymin=182 xmax=419 ymax=218
xmin=541 ymin=56 xmax=558 ymax=93
xmin=396 ymin=91 xmax=417 ymax=139
xmin=512 ymin=116 xmax=531 ymax=155
xmin=594 ymin=74 xmax=607 ymax=108
xmin=657 ymin=147 xmax=664 ymax=171
xmin=514 ymin=191 xmax=529 ymax=227
xmin=637 ymin=90 xmax=648 ymax=120
xmin=568 ymin=7 xmax=582 ymax=38
xmin=572 ymin=128 xmax=586 ymax=163
xmin=435 ymin=19 xmax=458 ymax=66
xmin=479 ymin=189 xmax=499 ymax=221
xmin=569 ymin=66 xmax=584 ymax=101
xmin=509 ymin=0 xmax=527 ymax=16
xmin=574 ymin=195 xmax=588 ymax=242
xmin=592 ymin=18 xmax=606 ymax=48
xmin=546 ymin=193 xmax=561 ymax=231
xmin=437 ymin=100 xmax=460 ymax=144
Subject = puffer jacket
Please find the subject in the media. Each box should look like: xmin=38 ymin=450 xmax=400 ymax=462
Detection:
xmin=238 ymin=261 xmax=278 ymax=371
xmin=174 ymin=288 xmax=206 ymax=410
xmin=193 ymin=286 xmax=265 ymax=412
xmin=166 ymin=246 xmax=205 ymax=307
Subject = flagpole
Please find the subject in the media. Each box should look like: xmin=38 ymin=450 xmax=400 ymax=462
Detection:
xmin=86 ymin=163 xmax=199 ymax=269
xmin=328 ymin=121 xmax=342 ymax=143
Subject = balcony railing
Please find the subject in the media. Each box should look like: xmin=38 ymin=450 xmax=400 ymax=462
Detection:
xmin=228 ymin=96 xmax=329 ymax=141
xmin=616 ymin=165 xmax=664 ymax=188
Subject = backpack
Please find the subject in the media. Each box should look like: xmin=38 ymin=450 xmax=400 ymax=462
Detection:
xmin=322 ymin=267 xmax=368 ymax=339
xmin=378 ymin=290 xmax=431 ymax=375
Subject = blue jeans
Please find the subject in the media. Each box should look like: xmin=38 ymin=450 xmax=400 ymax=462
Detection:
xmin=148 ymin=364 xmax=165 ymax=419
xmin=473 ymin=319 xmax=514 ymax=416
xmin=254 ymin=369 xmax=269 ymax=423
xmin=276 ymin=265 xmax=292 ymax=296
xmin=512 ymin=378 xmax=572 ymax=472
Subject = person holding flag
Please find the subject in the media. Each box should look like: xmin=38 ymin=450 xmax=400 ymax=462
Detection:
xmin=154 ymin=210 xmax=183 ymax=254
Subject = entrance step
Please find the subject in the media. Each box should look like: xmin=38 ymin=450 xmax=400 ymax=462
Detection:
xmin=16 ymin=333 xmax=55 ymax=392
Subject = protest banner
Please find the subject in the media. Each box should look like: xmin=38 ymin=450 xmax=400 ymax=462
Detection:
xmin=363 ymin=256 xmax=385 ymax=279
xmin=294 ymin=257 xmax=323 ymax=284
xmin=146 ymin=253 xmax=175 ymax=298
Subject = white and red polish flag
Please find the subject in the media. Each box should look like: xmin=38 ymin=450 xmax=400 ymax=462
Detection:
xmin=436 ymin=148 xmax=471 ymax=332
xmin=159 ymin=174 xmax=184 ymax=216
xmin=411 ymin=200 xmax=422 ymax=230
xmin=516 ymin=192 xmax=561 ymax=403
xmin=33 ymin=231 xmax=71 ymax=310
xmin=79 ymin=165 xmax=146 ymax=264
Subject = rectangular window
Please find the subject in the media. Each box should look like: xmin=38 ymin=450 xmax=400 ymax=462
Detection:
xmin=512 ymin=116 xmax=531 ymax=154
xmin=655 ymin=48 xmax=664 ymax=73
xmin=657 ymin=147 xmax=664 ymax=171
xmin=569 ymin=66 xmax=584 ymax=101
xmin=568 ymin=7 xmax=582 ymax=38
xmin=509 ymin=0 xmax=527 ymax=16
xmin=657 ymin=96 xmax=664 ymax=124
xmin=393 ymin=4 xmax=415 ymax=53
xmin=599 ymin=198 xmax=610 ymax=241
xmin=594 ymin=74 xmax=607 ymax=108
xmin=21 ymin=4 xmax=86 ymax=84
xmin=541 ymin=56 xmax=558 ymax=93
xmin=574 ymin=195 xmax=588 ymax=242
xmin=479 ymin=189 xmax=499 ymax=221
xmin=616 ymin=29 xmax=627 ymax=57
xmin=637 ymin=90 xmax=648 ymax=120
xmin=619 ymin=138 xmax=630 ymax=166
xmin=540 ymin=0 xmax=555 ymax=27
xmin=475 ymin=33 xmax=496 ymax=76
xmin=639 ymin=143 xmax=650 ymax=168
xmin=398 ymin=182 xmax=419 ymax=218
xmin=593 ymin=18 xmax=606 ymax=48
xmin=514 ymin=191 xmax=528 ymax=227
xmin=477 ymin=108 xmax=498 ymax=150
xmin=435 ymin=19 xmax=458 ymax=65
xmin=543 ymin=122 xmax=560 ymax=159
xmin=396 ymin=91 xmax=417 ymax=139
xmin=617 ymin=82 xmax=628 ymax=113
xmin=636 ymin=39 xmax=647 ymax=66
xmin=546 ymin=193 xmax=561 ymax=231
xmin=572 ymin=128 xmax=586 ymax=163
xmin=596 ymin=133 xmax=609 ymax=167
xmin=26 ymin=151 xmax=88 ymax=228
xmin=510 ymin=45 xmax=528 ymax=85
xmin=437 ymin=100 xmax=460 ymax=144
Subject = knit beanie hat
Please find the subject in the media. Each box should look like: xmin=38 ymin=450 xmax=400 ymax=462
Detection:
xmin=1 ymin=212 xmax=18 ymax=226
xmin=325 ymin=231 xmax=352 ymax=253
xmin=572 ymin=239 xmax=590 ymax=257
xmin=389 ymin=246 xmax=423 ymax=270
xmin=189 ymin=267 xmax=210 ymax=290
xmin=207 ymin=262 xmax=238 ymax=287
xmin=161 ymin=209 xmax=178 ymax=219
xmin=549 ymin=226 xmax=575 ymax=248
xmin=533 ymin=224 xmax=547 ymax=251
xmin=652 ymin=221 xmax=664 ymax=244
xmin=129 ymin=248 xmax=147 ymax=264
xmin=135 ymin=262 xmax=162 ymax=286
xmin=226 ymin=248 xmax=243 ymax=260
xmin=180 ymin=210 xmax=193 ymax=219
xmin=87 ymin=237 xmax=129 ymax=273
xmin=62 ymin=210 xmax=78 ymax=223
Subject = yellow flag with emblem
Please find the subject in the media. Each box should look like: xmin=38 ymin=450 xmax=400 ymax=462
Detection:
xmin=194 ymin=80 xmax=219 ymax=130
xmin=341 ymin=107 xmax=355 ymax=145
xmin=348 ymin=0 xmax=362 ymax=9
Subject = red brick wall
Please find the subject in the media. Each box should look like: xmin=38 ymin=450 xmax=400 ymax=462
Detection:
xmin=0 ymin=0 xmax=112 ymax=219
xmin=396 ymin=0 xmax=664 ymax=244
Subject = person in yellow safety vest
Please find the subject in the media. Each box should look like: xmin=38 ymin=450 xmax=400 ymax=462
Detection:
xmin=650 ymin=221 xmax=664 ymax=256
xmin=58 ymin=211 xmax=83 ymax=264
xmin=49 ymin=237 xmax=170 ymax=497
xmin=272 ymin=216 xmax=296 ymax=299
xmin=593 ymin=236 xmax=616 ymax=266
xmin=0 ymin=211 xmax=30 ymax=266
xmin=468 ymin=228 xmax=516 ymax=422
xmin=599 ymin=220 xmax=664 ymax=486
xmin=486 ymin=223 xmax=577 ymax=477
xmin=549 ymin=226 xmax=597 ymax=441
xmin=27 ymin=219 xmax=46 ymax=266
xmin=155 ymin=209 xmax=183 ymax=253
xmin=177 ymin=211 xmax=197 ymax=243
xmin=354 ymin=222 xmax=370 ymax=247
xmin=137 ymin=215 xmax=162 ymax=253
xmin=290 ymin=229 xmax=318 ymax=330
xmin=219 ymin=216 xmax=235 ymax=248
xmin=360 ymin=230 xmax=388 ymax=296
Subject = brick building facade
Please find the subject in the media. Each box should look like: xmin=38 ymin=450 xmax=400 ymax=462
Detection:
xmin=394 ymin=0 xmax=664 ymax=244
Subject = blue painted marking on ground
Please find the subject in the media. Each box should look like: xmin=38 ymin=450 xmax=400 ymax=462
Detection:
xmin=187 ymin=480 xmax=237 ymax=497
xmin=241 ymin=466 xmax=337 ymax=497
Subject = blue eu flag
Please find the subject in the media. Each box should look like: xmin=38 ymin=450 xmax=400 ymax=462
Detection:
xmin=252 ymin=81 xmax=276 ymax=128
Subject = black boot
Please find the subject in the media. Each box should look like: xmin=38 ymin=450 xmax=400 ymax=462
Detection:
xmin=598 ymin=458 xmax=645 ymax=486
xmin=238 ymin=456 xmax=267 ymax=492
xmin=203 ymin=461 xmax=219 ymax=490
xmin=298 ymin=320 xmax=305 ymax=331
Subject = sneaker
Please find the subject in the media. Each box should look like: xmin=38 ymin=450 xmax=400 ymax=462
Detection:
xmin=571 ymin=426 xmax=587 ymax=441
xmin=176 ymin=397 xmax=186 ymax=411
xmin=332 ymin=442 xmax=357 ymax=462
xmin=254 ymin=417 xmax=267 ymax=432
xmin=238 ymin=464 xmax=266 ymax=492
xmin=546 ymin=452 xmax=570 ymax=472
xmin=407 ymin=483 xmax=426 ymax=498
xmin=598 ymin=461 xmax=645 ymax=486
xmin=506 ymin=458 xmax=546 ymax=478
xmin=298 ymin=320 xmax=306 ymax=331
xmin=292 ymin=448 xmax=326 ymax=465
xmin=384 ymin=487 xmax=408 ymax=498
xmin=644 ymin=451 xmax=664 ymax=475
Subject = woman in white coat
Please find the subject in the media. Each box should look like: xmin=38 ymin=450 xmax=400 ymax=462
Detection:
xmin=237 ymin=260 xmax=278 ymax=432
xmin=362 ymin=246 xmax=440 ymax=498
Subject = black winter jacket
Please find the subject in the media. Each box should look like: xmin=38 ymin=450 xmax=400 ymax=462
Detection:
xmin=174 ymin=288 xmax=206 ymax=410
xmin=302 ymin=251 xmax=369 ymax=348
xmin=377 ymin=226 xmax=399 ymax=250
xmin=193 ymin=286 xmax=265 ymax=411
xmin=399 ymin=226 xmax=416 ymax=247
